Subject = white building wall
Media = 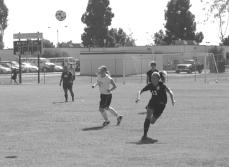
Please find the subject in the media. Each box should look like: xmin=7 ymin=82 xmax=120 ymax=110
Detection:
xmin=80 ymin=52 xmax=157 ymax=76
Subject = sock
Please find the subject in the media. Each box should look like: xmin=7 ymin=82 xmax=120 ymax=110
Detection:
xmin=107 ymin=107 xmax=118 ymax=117
xmin=70 ymin=91 xmax=74 ymax=101
xmin=100 ymin=109 xmax=108 ymax=121
xmin=143 ymin=119 xmax=150 ymax=137
xmin=65 ymin=94 xmax=68 ymax=101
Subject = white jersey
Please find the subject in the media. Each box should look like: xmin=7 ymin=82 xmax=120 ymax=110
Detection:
xmin=97 ymin=74 xmax=112 ymax=94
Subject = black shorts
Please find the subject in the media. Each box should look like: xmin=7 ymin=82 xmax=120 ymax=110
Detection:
xmin=63 ymin=83 xmax=73 ymax=90
xmin=100 ymin=94 xmax=112 ymax=109
xmin=147 ymin=104 xmax=166 ymax=119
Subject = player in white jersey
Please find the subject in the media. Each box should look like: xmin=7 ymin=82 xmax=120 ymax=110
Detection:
xmin=92 ymin=65 xmax=123 ymax=126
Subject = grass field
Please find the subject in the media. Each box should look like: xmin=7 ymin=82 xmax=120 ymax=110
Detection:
xmin=0 ymin=72 xmax=229 ymax=167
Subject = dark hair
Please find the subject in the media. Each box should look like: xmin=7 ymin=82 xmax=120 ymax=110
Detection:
xmin=150 ymin=61 xmax=156 ymax=66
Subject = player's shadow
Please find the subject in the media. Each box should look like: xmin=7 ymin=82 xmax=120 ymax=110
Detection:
xmin=138 ymin=112 xmax=147 ymax=115
xmin=128 ymin=137 xmax=158 ymax=145
xmin=82 ymin=125 xmax=105 ymax=131
xmin=52 ymin=101 xmax=66 ymax=104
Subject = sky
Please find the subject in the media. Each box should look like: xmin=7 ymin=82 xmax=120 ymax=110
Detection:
xmin=3 ymin=0 xmax=222 ymax=49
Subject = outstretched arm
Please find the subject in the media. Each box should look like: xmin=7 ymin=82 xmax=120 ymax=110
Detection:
xmin=59 ymin=77 xmax=63 ymax=86
xmin=107 ymin=79 xmax=117 ymax=93
xmin=135 ymin=84 xmax=150 ymax=103
xmin=92 ymin=81 xmax=98 ymax=88
xmin=135 ymin=90 xmax=144 ymax=103
xmin=165 ymin=86 xmax=175 ymax=106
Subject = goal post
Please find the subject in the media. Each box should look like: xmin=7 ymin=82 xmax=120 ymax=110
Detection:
xmin=120 ymin=52 xmax=219 ymax=84
xmin=191 ymin=52 xmax=219 ymax=83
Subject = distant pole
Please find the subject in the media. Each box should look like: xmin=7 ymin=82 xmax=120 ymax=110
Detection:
xmin=43 ymin=69 xmax=46 ymax=84
xmin=140 ymin=55 xmax=143 ymax=83
xmin=56 ymin=29 xmax=59 ymax=47
xmin=204 ymin=53 xmax=207 ymax=83
xmin=122 ymin=56 xmax=126 ymax=84
xmin=18 ymin=35 xmax=22 ymax=84
xmin=90 ymin=61 xmax=93 ymax=83
xmin=18 ymin=52 xmax=22 ymax=84
xmin=37 ymin=33 xmax=40 ymax=84
xmin=114 ymin=57 xmax=117 ymax=82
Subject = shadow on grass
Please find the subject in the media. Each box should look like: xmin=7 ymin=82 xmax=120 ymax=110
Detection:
xmin=52 ymin=101 xmax=66 ymax=104
xmin=138 ymin=112 xmax=147 ymax=115
xmin=5 ymin=155 xmax=18 ymax=159
xmin=82 ymin=125 xmax=105 ymax=131
xmin=53 ymin=98 xmax=84 ymax=104
xmin=128 ymin=137 xmax=158 ymax=145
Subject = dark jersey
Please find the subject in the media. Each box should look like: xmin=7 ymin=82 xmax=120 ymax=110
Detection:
xmin=142 ymin=82 xmax=167 ymax=107
xmin=61 ymin=71 xmax=73 ymax=85
xmin=146 ymin=69 xmax=159 ymax=83
xmin=11 ymin=71 xmax=17 ymax=80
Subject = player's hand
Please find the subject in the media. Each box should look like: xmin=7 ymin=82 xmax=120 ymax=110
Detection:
xmin=135 ymin=98 xmax=140 ymax=103
xmin=107 ymin=89 xmax=111 ymax=93
xmin=172 ymin=100 xmax=175 ymax=106
xmin=92 ymin=85 xmax=95 ymax=88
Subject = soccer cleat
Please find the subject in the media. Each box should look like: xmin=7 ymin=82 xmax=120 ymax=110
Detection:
xmin=117 ymin=115 xmax=123 ymax=126
xmin=72 ymin=97 xmax=74 ymax=102
xmin=103 ymin=121 xmax=110 ymax=126
xmin=141 ymin=135 xmax=148 ymax=141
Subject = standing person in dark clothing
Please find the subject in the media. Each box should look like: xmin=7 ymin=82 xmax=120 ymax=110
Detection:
xmin=136 ymin=72 xmax=175 ymax=140
xmin=146 ymin=61 xmax=158 ymax=84
xmin=11 ymin=68 xmax=18 ymax=84
xmin=59 ymin=66 xmax=74 ymax=102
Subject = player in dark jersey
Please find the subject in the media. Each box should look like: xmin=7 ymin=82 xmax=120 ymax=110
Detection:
xmin=59 ymin=66 xmax=74 ymax=102
xmin=146 ymin=61 xmax=159 ymax=84
xmin=11 ymin=68 xmax=18 ymax=84
xmin=136 ymin=72 xmax=175 ymax=140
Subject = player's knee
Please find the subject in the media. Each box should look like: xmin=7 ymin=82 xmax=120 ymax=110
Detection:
xmin=150 ymin=117 xmax=157 ymax=124
xmin=99 ymin=108 xmax=105 ymax=113
xmin=146 ymin=113 xmax=153 ymax=119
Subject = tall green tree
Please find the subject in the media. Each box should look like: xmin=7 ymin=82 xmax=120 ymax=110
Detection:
xmin=0 ymin=0 xmax=8 ymax=49
xmin=153 ymin=29 xmax=166 ymax=45
xmin=164 ymin=0 xmax=203 ymax=44
xmin=201 ymin=0 xmax=229 ymax=42
xmin=57 ymin=40 xmax=83 ymax=48
xmin=107 ymin=28 xmax=135 ymax=47
xmin=43 ymin=39 xmax=55 ymax=48
xmin=81 ymin=0 xmax=114 ymax=47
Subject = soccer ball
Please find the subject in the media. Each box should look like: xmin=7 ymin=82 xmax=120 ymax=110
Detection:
xmin=55 ymin=10 xmax=66 ymax=21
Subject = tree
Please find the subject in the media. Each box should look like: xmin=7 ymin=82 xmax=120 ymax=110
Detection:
xmin=222 ymin=35 xmax=229 ymax=45
xmin=164 ymin=0 xmax=203 ymax=44
xmin=201 ymin=0 xmax=229 ymax=42
xmin=107 ymin=28 xmax=135 ymax=47
xmin=0 ymin=0 xmax=8 ymax=49
xmin=194 ymin=32 xmax=204 ymax=44
xmin=43 ymin=39 xmax=55 ymax=48
xmin=153 ymin=29 xmax=167 ymax=45
xmin=81 ymin=0 xmax=114 ymax=47
xmin=57 ymin=41 xmax=83 ymax=48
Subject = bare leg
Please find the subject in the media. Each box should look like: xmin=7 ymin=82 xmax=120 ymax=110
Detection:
xmin=69 ymin=87 xmax=74 ymax=101
xmin=64 ymin=88 xmax=68 ymax=102
xmin=106 ymin=107 xmax=118 ymax=117
xmin=142 ymin=108 xmax=154 ymax=139
xmin=99 ymin=108 xmax=108 ymax=121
